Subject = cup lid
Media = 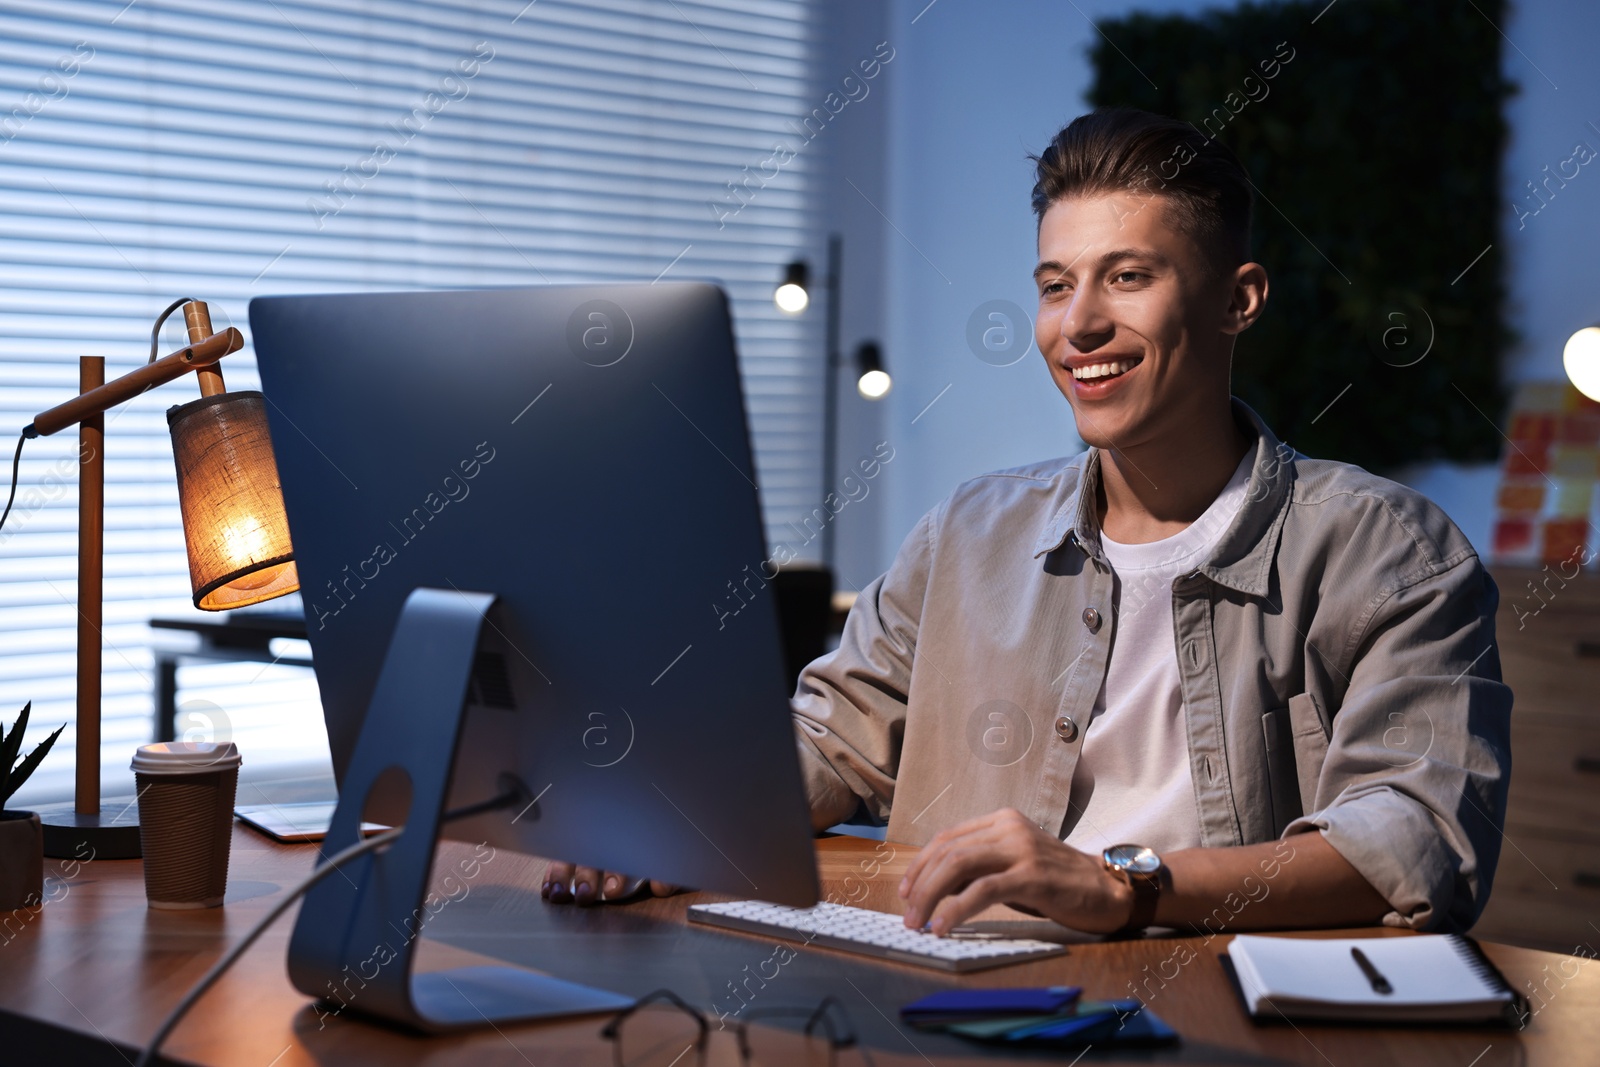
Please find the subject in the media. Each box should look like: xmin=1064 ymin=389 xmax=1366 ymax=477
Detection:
xmin=131 ymin=741 xmax=241 ymax=774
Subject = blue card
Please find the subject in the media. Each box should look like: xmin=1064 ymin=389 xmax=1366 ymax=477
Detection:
xmin=1006 ymin=1000 xmax=1178 ymax=1048
xmin=1000 ymin=998 xmax=1141 ymax=1041
xmin=900 ymin=986 xmax=1082 ymax=1019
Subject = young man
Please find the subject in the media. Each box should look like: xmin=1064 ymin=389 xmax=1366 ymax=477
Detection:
xmin=547 ymin=108 xmax=1512 ymax=938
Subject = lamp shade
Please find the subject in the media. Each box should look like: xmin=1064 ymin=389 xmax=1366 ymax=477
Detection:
xmin=167 ymin=391 xmax=299 ymax=610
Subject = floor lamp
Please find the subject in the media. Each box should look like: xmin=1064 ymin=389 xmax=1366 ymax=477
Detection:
xmin=777 ymin=235 xmax=891 ymax=568
xmin=19 ymin=300 xmax=301 ymax=859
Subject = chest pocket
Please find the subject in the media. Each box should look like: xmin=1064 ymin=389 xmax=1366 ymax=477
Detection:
xmin=1260 ymin=692 xmax=1332 ymax=836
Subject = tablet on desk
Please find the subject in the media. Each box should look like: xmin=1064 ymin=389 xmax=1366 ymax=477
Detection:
xmin=234 ymin=801 xmax=388 ymax=843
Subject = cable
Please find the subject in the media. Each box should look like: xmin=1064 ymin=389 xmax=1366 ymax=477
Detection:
xmin=0 ymin=430 xmax=24 ymax=536
xmin=4 ymin=299 xmax=201 ymax=540
xmin=147 ymin=297 xmax=198 ymax=364
xmin=132 ymin=786 xmax=521 ymax=1065
xmin=134 ymin=826 xmax=403 ymax=1067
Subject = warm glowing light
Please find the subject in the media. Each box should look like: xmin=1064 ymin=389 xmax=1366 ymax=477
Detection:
xmin=775 ymin=283 xmax=809 ymax=314
xmin=857 ymin=369 xmax=891 ymax=399
xmin=223 ymin=560 xmax=297 ymax=594
xmin=1565 ymin=326 xmax=1600 ymax=402
xmin=169 ymin=391 xmax=299 ymax=610
xmin=221 ymin=519 xmax=270 ymax=568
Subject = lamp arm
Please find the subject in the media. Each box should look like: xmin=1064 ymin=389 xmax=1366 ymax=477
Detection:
xmin=25 ymin=326 xmax=244 ymax=439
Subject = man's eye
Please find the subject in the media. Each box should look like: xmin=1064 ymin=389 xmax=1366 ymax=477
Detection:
xmin=1042 ymin=281 xmax=1068 ymax=295
xmin=1114 ymin=271 xmax=1144 ymax=284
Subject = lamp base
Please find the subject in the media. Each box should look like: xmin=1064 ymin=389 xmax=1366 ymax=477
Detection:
xmin=38 ymin=799 xmax=142 ymax=860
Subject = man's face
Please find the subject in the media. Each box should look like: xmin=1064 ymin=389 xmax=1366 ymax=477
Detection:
xmin=1034 ymin=191 xmax=1237 ymax=451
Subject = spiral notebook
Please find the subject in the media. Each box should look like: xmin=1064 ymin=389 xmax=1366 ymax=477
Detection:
xmin=1225 ymin=934 xmax=1529 ymax=1026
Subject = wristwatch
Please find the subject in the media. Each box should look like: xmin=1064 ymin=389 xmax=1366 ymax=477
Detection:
xmin=1102 ymin=843 xmax=1162 ymax=936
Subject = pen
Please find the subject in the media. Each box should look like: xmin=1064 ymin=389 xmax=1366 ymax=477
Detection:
xmin=1350 ymin=947 xmax=1393 ymax=995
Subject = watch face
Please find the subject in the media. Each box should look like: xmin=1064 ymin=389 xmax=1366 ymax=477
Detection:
xmin=1104 ymin=844 xmax=1160 ymax=874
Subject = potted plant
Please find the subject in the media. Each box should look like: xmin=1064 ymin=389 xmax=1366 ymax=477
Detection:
xmin=1 ymin=703 xmax=63 ymax=910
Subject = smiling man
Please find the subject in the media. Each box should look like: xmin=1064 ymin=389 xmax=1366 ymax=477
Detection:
xmin=545 ymin=108 xmax=1512 ymax=940
xmin=795 ymin=107 xmax=1512 ymax=938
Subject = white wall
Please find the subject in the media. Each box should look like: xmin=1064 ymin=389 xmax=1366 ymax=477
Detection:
xmin=812 ymin=0 xmax=895 ymax=593
xmin=832 ymin=0 xmax=1600 ymax=574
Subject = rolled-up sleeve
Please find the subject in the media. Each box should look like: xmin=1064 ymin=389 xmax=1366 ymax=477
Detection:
xmin=1284 ymin=554 xmax=1512 ymax=931
xmin=791 ymin=507 xmax=938 ymax=832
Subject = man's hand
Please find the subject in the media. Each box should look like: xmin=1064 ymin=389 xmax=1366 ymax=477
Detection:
xmin=898 ymin=808 xmax=1133 ymax=935
xmin=540 ymin=860 xmax=679 ymax=906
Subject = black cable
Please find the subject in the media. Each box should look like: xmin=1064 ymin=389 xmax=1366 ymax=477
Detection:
xmin=148 ymin=297 xmax=198 ymax=364
xmin=0 ymin=429 xmax=25 ymax=536
xmin=134 ymin=825 xmax=404 ymax=1067
xmin=133 ymin=787 xmax=520 ymax=1065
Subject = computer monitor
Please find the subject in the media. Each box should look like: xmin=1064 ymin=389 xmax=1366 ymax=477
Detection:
xmin=249 ymin=283 xmax=819 ymax=1029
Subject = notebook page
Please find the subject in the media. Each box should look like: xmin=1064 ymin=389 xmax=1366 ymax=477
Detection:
xmin=1230 ymin=935 xmax=1508 ymax=1008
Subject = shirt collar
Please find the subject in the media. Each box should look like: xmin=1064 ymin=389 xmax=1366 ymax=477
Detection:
xmin=1031 ymin=397 xmax=1294 ymax=598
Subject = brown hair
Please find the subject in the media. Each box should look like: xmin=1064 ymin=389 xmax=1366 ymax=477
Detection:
xmin=1030 ymin=107 xmax=1254 ymax=272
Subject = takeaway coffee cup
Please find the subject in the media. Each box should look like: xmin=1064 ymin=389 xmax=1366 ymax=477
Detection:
xmin=131 ymin=741 xmax=241 ymax=909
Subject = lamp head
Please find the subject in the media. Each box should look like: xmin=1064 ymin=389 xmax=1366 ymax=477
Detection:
xmin=167 ymin=392 xmax=299 ymax=610
xmin=1565 ymin=325 xmax=1600 ymax=402
xmin=855 ymin=341 xmax=890 ymax=400
xmin=775 ymin=260 xmax=810 ymax=313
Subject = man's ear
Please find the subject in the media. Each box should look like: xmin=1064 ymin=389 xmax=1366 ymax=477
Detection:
xmin=1220 ymin=261 xmax=1268 ymax=336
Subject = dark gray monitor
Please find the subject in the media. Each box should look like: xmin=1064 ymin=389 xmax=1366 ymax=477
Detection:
xmin=249 ymin=283 xmax=819 ymax=910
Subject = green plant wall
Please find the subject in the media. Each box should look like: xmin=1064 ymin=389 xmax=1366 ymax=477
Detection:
xmin=1088 ymin=0 xmax=1514 ymax=470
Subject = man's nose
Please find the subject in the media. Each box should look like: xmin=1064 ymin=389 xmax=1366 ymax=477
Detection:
xmin=1060 ymin=287 xmax=1113 ymax=350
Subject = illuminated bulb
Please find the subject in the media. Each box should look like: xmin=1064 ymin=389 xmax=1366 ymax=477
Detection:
xmin=775 ymin=283 xmax=809 ymax=314
xmin=857 ymin=369 xmax=891 ymax=399
xmin=221 ymin=519 xmax=270 ymax=566
xmin=1565 ymin=326 xmax=1600 ymax=402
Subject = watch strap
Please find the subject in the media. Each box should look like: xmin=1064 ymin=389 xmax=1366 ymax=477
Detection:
xmin=1118 ymin=866 xmax=1160 ymax=934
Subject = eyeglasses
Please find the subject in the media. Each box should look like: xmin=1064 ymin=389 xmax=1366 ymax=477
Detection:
xmin=600 ymin=988 xmax=865 ymax=1067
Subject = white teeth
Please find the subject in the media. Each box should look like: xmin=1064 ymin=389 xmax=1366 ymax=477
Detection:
xmin=1072 ymin=359 xmax=1137 ymax=381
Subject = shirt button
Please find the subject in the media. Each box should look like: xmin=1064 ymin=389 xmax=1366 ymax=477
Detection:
xmin=1054 ymin=715 xmax=1079 ymax=742
xmin=1082 ymin=607 xmax=1101 ymax=632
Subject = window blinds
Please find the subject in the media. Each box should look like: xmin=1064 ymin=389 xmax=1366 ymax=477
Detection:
xmin=0 ymin=0 xmax=823 ymax=805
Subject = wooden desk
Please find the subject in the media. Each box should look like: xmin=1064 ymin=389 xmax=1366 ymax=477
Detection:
xmin=0 ymin=829 xmax=1593 ymax=1066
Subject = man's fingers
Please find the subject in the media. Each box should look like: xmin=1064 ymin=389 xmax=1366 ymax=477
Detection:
xmin=927 ymin=871 xmax=1016 ymax=936
xmin=902 ymin=821 xmax=1017 ymax=925
xmin=543 ymin=864 xmax=681 ymax=905
xmin=900 ymin=813 xmax=1001 ymax=896
xmin=903 ymin=838 xmax=1009 ymax=929
xmin=542 ymin=861 xmax=576 ymax=901
xmin=572 ymin=865 xmax=604 ymax=905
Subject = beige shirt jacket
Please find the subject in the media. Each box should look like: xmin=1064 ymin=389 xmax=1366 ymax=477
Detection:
xmin=792 ymin=398 xmax=1513 ymax=932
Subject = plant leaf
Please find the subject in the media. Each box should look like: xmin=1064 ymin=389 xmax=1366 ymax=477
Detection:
xmin=1 ymin=721 xmax=62 ymax=809
xmin=0 ymin=701 xmax=29 ymax=785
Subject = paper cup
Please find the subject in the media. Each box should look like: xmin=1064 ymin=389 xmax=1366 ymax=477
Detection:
xmin=131 ymin=742 xmax=241 ymax=909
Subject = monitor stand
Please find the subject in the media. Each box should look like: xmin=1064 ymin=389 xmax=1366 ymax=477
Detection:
xmin=285 ymin=587 xmax=632 ymax=1032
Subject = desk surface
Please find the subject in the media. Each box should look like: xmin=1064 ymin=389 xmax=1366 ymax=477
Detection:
xmin=0 ymin=827 xmax=1592 ymax=1066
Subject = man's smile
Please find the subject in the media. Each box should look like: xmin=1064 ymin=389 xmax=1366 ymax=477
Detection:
xmin=1067 ymin=354 xmax=1144 ymax=381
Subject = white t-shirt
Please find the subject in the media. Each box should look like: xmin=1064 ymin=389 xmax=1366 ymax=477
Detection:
xmin=1061 ymin=450 xmax=1252 ymax=855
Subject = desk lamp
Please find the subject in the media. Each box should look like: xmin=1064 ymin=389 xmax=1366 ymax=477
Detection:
xmin=12 ymin=300 xmax=300 ymax=858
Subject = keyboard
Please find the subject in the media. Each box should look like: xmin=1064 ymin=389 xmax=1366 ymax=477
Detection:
xmin=687 ymin=899 xmax=1068 ymax=972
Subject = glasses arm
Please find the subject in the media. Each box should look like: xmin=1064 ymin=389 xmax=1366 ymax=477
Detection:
xmin=804 ymin=997 xmax=858 ymax=1047
xmin=599 ymin=988 xmax=710 ymax=1041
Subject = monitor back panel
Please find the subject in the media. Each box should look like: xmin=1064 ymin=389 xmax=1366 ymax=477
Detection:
xmin=250 ymin=283 xmax=819 ymax=905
